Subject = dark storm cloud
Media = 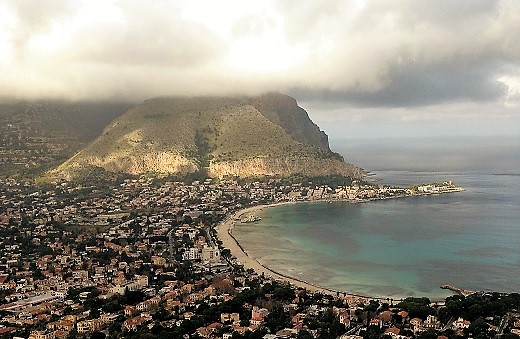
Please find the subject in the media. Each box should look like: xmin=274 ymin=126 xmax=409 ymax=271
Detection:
xmin=291 ymin=60 xmax=508 ymax=107
xmin=282 ymin=0 xmax=519 ymax=107
xmin=0 ymin=0 xmax=518 ymax=112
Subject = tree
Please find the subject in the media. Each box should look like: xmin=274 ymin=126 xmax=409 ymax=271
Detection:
xmin=367 ymin=300 xmax=381 ymax=311
xmin=66 ymin=329 xmax=78 ymax=339
xmin=397 ymin=297 xmax=434 ymax=320
xmin=273 ymin=285 xmax=294 ymax=302
xmin=124 ymin=289 xmax=146 ymax=305
xmin=265 ymin=305 xmax=291 ymax=333
xmin=468 ymin=318 xmax=489 ymax=337
xmin=90 ymin=331 xmax=106 ymax=339
xmin=297 ymin=330 xmax=313 ymax=339
xmin=363 ymin=325 xmax=384 ymax=339
xmin=108 ymin=322 xmax=122 ymax=336
xmin=437 ymin=306 xmax=451 ymax=324
xmin=221 ymin=248 xmax=231 ymax=258
xmin=416 ymin=329 xmax=438 ymax=339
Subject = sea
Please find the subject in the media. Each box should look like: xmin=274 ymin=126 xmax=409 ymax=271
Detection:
xmin=233 ymin=136 xmax=520 ymax=300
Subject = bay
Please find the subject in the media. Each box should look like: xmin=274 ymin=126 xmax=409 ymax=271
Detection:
xmin=233 ymin=136 xmax=520 ymax=299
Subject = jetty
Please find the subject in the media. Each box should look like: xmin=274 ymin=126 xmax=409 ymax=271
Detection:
xmin=441 ymin=285 xmax=476 ymax=297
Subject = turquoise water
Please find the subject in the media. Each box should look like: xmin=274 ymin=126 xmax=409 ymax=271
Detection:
xmin=233 ymin=137 xmax=520 ymax=299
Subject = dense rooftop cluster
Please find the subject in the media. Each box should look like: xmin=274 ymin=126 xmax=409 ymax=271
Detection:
xmin=0 ymin=176 xmax=517 ymax=339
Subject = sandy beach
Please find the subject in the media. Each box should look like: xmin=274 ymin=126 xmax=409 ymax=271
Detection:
xmin=216 ymin=202 xmax=382 ymax=300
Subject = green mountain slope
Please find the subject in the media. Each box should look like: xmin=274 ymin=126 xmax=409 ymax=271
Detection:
xmin=49 ymin=94 xmax=363 ymax=180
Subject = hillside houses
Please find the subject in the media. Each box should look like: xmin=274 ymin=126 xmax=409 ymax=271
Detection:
xmin=0 ymin=175 xmax=504 ymax=338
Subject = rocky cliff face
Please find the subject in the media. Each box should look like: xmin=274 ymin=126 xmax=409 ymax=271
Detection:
xmin=48 ymin=94 xmax=361 ymax=180
xmin=208 ymin=156 xmax=363 ymax=179
xmin=248 ymin=93 xmax=330 ymax=151
xmin=88 ymin=152 xmax=198 ymax=175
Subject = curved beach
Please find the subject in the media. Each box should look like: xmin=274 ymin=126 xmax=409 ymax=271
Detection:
xmin=216 ymin=202 xmax=388 ymax=301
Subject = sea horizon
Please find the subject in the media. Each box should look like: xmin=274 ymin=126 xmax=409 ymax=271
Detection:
xmin=232 ymin=135 xmax=520 ymax=299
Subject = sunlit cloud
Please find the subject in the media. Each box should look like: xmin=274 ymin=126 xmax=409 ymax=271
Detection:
xmin=498 ymin=73 xmax=520 ymax=107
xmin=0 ymin=0 xmax=519 ymax=137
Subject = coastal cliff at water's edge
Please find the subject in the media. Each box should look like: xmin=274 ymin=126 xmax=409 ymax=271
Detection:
xmin=48 ymin=94 xmax=362 ymax=180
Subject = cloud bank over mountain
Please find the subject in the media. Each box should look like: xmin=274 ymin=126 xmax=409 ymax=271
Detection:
xmin=1 ymin=0 xmax=519 ymax=137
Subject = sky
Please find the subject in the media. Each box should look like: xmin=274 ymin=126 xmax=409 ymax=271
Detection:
xmin=1 ymin=0 xmax=519 ymax=139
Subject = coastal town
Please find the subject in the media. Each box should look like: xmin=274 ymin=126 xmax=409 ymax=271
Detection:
xmin=0 ymin=175 xmax=518 ymax=339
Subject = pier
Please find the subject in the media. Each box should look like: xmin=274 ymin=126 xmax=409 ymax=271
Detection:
xmin=441 ymin=285 xmax=476 ymax=297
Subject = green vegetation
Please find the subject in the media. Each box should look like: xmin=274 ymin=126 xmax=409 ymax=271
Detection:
xmin=397 ymin=297 xmax=434 ymax=320
xmin=45 ymin=94 xmax=363 ymax=180
xmin=441 ymin=293 xmax=520 ymax=322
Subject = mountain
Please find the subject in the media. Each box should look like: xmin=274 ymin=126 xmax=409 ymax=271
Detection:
xmin=0 ymin=99 xmax=132 ymax=177
xmin=48 ymin=93 xmax=363 ymax=180
xmin=247 ymin=93 xmax=330 ymax=151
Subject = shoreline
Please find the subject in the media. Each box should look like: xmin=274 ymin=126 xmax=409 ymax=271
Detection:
xmin=217 ymin=200 xmax=411 ymax=302
xmin=216 ymin=187 xmax=468 ymax=302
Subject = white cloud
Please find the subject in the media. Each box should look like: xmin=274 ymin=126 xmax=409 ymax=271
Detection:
xmin=498 ymin=73 xmax=520 ymax=107
xmin=0 ymin=0 xmax=519 ymax=118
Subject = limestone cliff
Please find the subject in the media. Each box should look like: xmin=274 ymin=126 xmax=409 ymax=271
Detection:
xmin=208 ymin=156 xmax=363 ymax=179
xmin=48 ymin=94 xmax=361 ymax=180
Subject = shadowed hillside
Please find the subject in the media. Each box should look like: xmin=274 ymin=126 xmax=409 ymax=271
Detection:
xmin=0 ymin=99 xmax=133 ymax=178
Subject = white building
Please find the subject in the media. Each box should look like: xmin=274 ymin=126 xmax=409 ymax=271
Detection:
xmin=182 ymin=247 xmax=200 ymax=261
xmin=201 ymin=245 xmax=220 ymax=264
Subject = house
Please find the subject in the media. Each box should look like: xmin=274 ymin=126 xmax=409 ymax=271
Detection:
xmin=200 ymin=245 xmax=221 ymax=263
xmin=136 ymin=301 xmax=151 ymax=312
xmin=250 ymin=306 xmax=269 ymax=326
xmin=231 ymin=324 xmax=247 ymax=335
xmin=397 ymin=311 xmax=409 ymax=323
xmin=452 ymin=317 xmax=471 ymax=330
xmin=339 ymin=311 xmax=350 ymax=327
xmin=151 ymin=256 xmax=167 ymax=266
xmin=76 ymin=319 xmax=102 ymax=334
xmin=424 ymin=315 xmax=440 ymax=329
xmin=76 ymin=320 xmax=92 ymax=334
xmin=275 ymin=329 xmax=293 ymax=338
xmin=196 ymin=327 xmax=211 ymax=338
xmin=370 ymin=318 xmax=382 ymax=328
xmin=292 ymin=314 xmax=303 ymax=325
xmin=53 ymin=330 xmax=69 ymax=339
xmin=47 ymin=318 xmax=75 ymax=332
xmin=221 ymin=312 xmax=240 ymax=323
xmin=387 ymin=327 xmax=411 ymax=339
xmin=122 ymin=316 xmax=149 ymax=332
xmin=409 ymin=317 xmax=423 ymax=334
xmin=378 ymin=310 xmax=393 ymax=325
xmin=124 ymin=305 xmax=138 ymax=317
xmin=514 ymin=318 xmax=520 ymax=328
xmin=0 ymin=327 xmax=16 ymax=336
xmin=410 ymin=318 xmax=423 ymax=327
xmin=28 ymin=330 xmax=55 ymax=339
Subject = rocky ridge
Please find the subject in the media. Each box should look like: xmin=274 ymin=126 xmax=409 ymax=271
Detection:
xmin=48 ymin=94 xmax=363 ymax=180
